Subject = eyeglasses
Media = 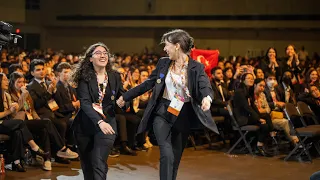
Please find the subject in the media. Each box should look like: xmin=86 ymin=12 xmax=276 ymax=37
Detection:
xmin=92 ymin=51 xmax=108 ymax=57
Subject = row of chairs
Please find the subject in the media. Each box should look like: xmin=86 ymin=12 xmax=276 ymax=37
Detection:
xmin=226 ymin=100 xmax=320 ymax=162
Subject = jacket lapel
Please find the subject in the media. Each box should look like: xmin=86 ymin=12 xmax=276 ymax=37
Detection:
xmin=187 ymin=58 xmax=197 ymax=95
xmin=108 ymin=72 xmax=116 ymax=102
xmin=155 ymin=59 xmax=172 ymax=90
xmin=89 ymin=76 xmax=99 ymax=103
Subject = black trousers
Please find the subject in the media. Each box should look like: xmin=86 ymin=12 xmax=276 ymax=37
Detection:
xmin=74 ymin=119 xmax=116 ymax=180
xmin=247 ymin=113 xmax=273 ymax=142
xmin=26 ymin=119 xmax=65 ymax=159
xmin=38 ymin=111 xmax=67 ymax=145
xmin=153 ymin=98 xmax=193 ymax=180
xmin=0 ymin=120 xmax=33 ymax=161
xmin=115 ymin=113 xmax=140 ymax=148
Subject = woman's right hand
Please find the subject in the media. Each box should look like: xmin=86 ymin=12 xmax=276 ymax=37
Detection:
xmin=9 ymin=102 xmax=19 ymax=113
xmin=99 ymin=121 xmax=115 ymax=135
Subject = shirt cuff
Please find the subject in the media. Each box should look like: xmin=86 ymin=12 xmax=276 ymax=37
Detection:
xmin=206 ymin=95 xmax=212 ymax=103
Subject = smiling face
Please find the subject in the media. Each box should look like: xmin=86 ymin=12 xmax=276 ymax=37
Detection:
xmin=286 ymin=45 xmax=295 ymax=57
xmin=254 ymin=80 xmax=266 ymax=94
xmin=163 ymin=40 xmax=179 ymax=60
xmin=31 ymin=64 xmax=45 ymax=80
xmin=244 ymin=74 xmax=254 ymax=87
xmin=268 ymin=48 xmax=276 ymax=59
xmin=1 ymin=75 xmax=9 ymax=91
xmin=90 ymin=46 xmax=109 ymax=68
xmin=310 ymin=70 xmax=319 ymax=82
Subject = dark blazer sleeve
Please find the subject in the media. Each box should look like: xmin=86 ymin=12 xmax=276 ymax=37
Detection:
xmin=123 ymin=58 xmax=163 ymax=102
xmin=234 ymin=89 xmax=259 ymax=118
xmin=198 ymin=63 xmax=213 ymax=101
xmin=77 ymin=80 xmax=101 ymax=125
xmin=27 ymin=82 xmax=53 ymax=110
xmin=54 ymin=85 xmax=75 ymax=114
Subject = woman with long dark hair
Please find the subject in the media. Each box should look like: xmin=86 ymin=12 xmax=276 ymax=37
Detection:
xmin=71 ymin=42 xmax=123 ymax=180
xmin=233 ymin=73 xmax=273 ymax=157
xmin=117 ymin=29 xmax=218 ymax=180
xmin=8 ymin=72 xmax=78 ymax=171
xmin=0 ymin=73 xmax=48 ymax=172
xmin=281 ymin=45 xmax=302 ymax=84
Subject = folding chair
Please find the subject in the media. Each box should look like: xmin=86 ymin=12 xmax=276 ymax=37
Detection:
xmin=188 ymin=125 xmax=213 ymax=150
xmin=283 ymin=103 xmax=320 ymax=162
xmin=297 ymin=101 xmax=320 ymax=128
xmin=226 ymin=100 xmax=259 ymax=155
xmin=212 ymin=116 xmax=226 ymax=145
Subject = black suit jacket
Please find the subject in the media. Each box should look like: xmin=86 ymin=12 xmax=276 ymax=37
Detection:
xmin=264 ymin=85 xmax=282 ymax=110
xmin=278 ymin=83 xmax=297 ymax=105
xmin=122 ymin=57 xmax=218 ymax=134
xmin=210 ymin=80 xmax=230 ymax=114
xmin=54 ymin=81 xmax=77 ymax=117
xmin=73 ymin=71 xmax=123 ymax=135
xmin=26 ymin=79 xmax=56 ymax=118
xmin=233 ymin=87 xmax=260 ymax=126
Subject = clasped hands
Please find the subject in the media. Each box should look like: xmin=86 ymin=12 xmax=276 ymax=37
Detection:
xmin=116 ymin=96 xmax=211 ymax=111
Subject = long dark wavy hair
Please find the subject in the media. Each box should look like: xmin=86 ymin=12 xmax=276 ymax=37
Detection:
xmin=9 ymin=72 xmax=25 ymax=97
xmin=71 ymin=42 xmax=112 ymax=86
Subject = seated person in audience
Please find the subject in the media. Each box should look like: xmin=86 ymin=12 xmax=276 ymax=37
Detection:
xmin=8 ymin=64 xmax=23 ymax=75
xmin=303 ymin=68 xmax=320 ymax=92
xmin=254 ymin=78 xmax=298 ymax=144
xmin=26 ymin=59 xmax=76 ymax=164
xmin=210 ymin=67 xmax=232 ymax=135
xmin=298 ymin=85 xmax=320 ymax=122
xmin=0 ymin=73 xmax=48 ymax=172
xmin=131 ymin=68 xmax=152 ymax=148
xmin=254 ymin=68 xmax=265 ymax=79
xmin=278 ymin=70 xmax=297 ymax=105
xmin=233 ymin=73 xmax=273 ymax=157
xmin=223 ymin=67 xmax=234 ymax=92
xmin=210 ymin=67 xmax=231 ymax=116
xmin=231 ymin=63 xmax=255 ymax=90
xmin=264 ymin=72 xmax=285 ymax=111
xmin=9 ymin=72 xmax=78 ymax=170
xmin=54 ymin=62 xmax=80 ymax=145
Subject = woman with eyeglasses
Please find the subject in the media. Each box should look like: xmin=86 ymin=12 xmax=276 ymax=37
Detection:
xmin=71 ymin=42 xmax=123 ymax=180
xmin=233 ymin=73 xmax=273 ymax=157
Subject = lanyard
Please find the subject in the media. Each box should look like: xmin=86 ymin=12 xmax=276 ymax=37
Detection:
xmin=97 ymin=73 xmax=108 ymax=104
xmin=169 ymin=57 xmax=191 ymax=101
xmin=254 ymin=94 xmax=262 ymax=110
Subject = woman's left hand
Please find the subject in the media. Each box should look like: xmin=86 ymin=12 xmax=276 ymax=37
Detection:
xmin=201 ymin=97 xmax=211 ymax=111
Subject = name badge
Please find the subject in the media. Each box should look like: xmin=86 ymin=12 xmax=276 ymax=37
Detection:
xmin=48 ymin=99 xmax=59 ymax=111
xmin=167 ymin=96 xmax=184 ymax=116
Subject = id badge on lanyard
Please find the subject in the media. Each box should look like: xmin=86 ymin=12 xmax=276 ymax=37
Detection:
xmin=167 ymin=95 xmax=184 ymax=116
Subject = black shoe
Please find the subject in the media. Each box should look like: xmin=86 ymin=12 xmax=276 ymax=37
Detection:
xmin=256 ymin=146 xmax=273 ymax=157
xmin=133 ymin=146 xmax=148 ymax=152
xmin=34 ymin=148 xmax=50 ymax=160
xmin=55 ymin=157 xmax=71 ymax=164
xmin=12 ymin=162 xmax=26 ymax=172
xmin=109 ymin=148 xmax=120 ymax=158
xmin=120 ymin=146 xmax=137 ymax=156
